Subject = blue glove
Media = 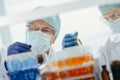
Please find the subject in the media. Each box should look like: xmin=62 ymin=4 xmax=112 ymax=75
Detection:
xmin=7 ymin=68 xmax=39 ymax=80
xmin=62 ymin=32 xmax=78 ymax=49
xmin=8 ymin=42 xmax=31 ymax=55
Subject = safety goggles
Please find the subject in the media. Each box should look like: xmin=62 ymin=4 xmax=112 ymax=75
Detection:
xmin=103 ymin=8 xmax=120 ymax=22
xmin=27 ymin=23 xmax=55 ymax=35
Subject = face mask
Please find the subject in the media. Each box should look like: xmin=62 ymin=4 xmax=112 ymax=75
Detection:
xmin=26 ymin=31 xmax=52 ymax=55
xmin=105 ymin=18 xmax=120 ymax=33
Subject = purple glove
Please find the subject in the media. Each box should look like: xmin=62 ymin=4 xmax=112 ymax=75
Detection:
xmin=7 ymin=42 xmax=31 ymax=55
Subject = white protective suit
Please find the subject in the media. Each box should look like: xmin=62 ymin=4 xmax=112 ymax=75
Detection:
xmin=97 ymin=2 xmax=120 ymax=80
xmin=95 ymin=33 xmax=120 ymax=80
xmin=0 ymin=47 xmax=9 ymax=80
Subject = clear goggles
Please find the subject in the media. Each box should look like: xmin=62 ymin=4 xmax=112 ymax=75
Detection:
xmin=27 ymin=23 xmax=55 ymax=35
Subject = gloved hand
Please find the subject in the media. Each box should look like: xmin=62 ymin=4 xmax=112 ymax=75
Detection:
xmin=7 ymin=42 xmax=31 ymax=55
xmin=62 ymin=32 xmax=78 ymax=49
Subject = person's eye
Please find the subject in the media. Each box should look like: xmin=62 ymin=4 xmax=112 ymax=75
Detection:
xmin=44 ymin=29 xmax=50 ymax=33
xmin=33 ymin=25 xmax=39 ymax=30
xmin=42 ymin=28 xmax=51 ymax=34
xmin=34 ymin=28 xmax=39 ymax=31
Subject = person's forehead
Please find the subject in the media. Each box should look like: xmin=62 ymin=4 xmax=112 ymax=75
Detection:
xmin=30 ymin=20 xmax=52 ymax=27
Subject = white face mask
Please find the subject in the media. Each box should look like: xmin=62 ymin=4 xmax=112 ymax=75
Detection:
xmin=26 ymin=31 xmax=52 ymax=55
xmin=104 ymin=18 xmax=120 ymax=33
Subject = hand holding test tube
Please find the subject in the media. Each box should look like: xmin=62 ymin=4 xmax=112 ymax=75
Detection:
xmin=62 ymin=32 xmax=82 ymax=49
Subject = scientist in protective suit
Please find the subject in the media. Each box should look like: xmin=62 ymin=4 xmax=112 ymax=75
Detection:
xmin=7 ymin=16 xmax=61 ymax=63
xmin=0 ymin=7 xmax=61 ymax=80
xmin=95 ymin=3 xmax=120 ymax=80
xmin=0 ymin=6 xmax=80 ymax=79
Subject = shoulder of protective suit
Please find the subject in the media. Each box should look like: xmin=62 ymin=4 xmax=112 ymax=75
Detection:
xmin=108 ymin=33 xmax=120 ymax=43
xmin=0 ymin=47 xmax=9 ymax=80
xmin=99 ymin=33 xmax=120 ymax=50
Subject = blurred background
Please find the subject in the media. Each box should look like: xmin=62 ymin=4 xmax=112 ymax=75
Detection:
xmin=0 ymin=0 xmax=113 ymax=56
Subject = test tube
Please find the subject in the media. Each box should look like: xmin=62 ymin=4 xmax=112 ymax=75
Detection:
xmin=74 ymin=32 xmax=83 ymax=46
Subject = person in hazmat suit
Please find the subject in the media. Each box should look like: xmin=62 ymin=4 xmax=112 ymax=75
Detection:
xmin=0 ymin=7 xmax=61 ymax=80
xmin=95 ymin=3 xmax=120 ymax=80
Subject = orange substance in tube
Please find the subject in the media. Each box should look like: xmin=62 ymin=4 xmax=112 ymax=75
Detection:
xmin=41 ymin=72 xmax=60 ymax=80
xmin=54 ymin=53 xmax=94 ymax=68
xmin=62 ymin=66 xmax=94 ymax=78
xmin=56 ymin=60 xmax=64 ymax=68
xmin=41 ymin=66 xmax=94 ymax=80
xmin=77 ymin=77 xmax=95 ymax=80
xmin=42 ymin=53 xmax=95 ymax=80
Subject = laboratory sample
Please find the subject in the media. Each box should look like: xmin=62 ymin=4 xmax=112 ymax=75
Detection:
xmin=51 ymin=53 xmax=94 ymax=69
xmin=111 ymin=61 xmax=120 ymax=80
xmin=41 ymin=63 xmax=94 ymax=79
xmin=40 ymin=45 xmax=95 ymax=80
xmin=101 ymin=65 xmax=110 ymax=80
xmin=77 ymin=77 xmax=95 ymax=80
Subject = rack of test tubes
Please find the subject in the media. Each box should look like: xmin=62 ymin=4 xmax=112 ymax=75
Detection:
xmin=40 ymin=46 xmax=95 ymax=80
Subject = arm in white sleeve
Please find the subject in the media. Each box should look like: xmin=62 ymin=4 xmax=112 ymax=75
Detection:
xmin=0 ymin=47 xmax=9 ymax=80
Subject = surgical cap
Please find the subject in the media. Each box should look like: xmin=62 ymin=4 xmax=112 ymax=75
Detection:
xmin=26 ymin=7 xmax=61 ymax=37
xmin=41 ymin=15 xmax=61 ymax=36
xmin=98 ymin=3 xmax=120 ymax=14
xmin=98 ymin=3 xmax=120 ymax=33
